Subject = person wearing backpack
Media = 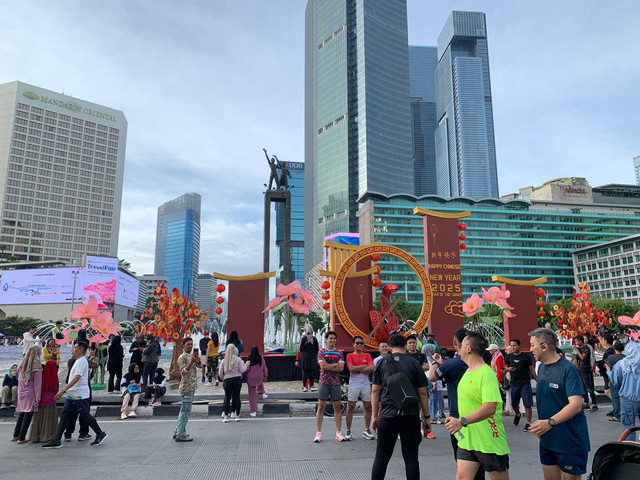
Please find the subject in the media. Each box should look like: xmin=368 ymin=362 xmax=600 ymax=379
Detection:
xmin=371 ymin=333 xmax=431 ymax=480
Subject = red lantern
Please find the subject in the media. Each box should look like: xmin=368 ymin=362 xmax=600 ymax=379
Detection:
xmin=459 ymin=234 xmax=466 ymax=241
xmin=536 ymin=300 xmax=545 ymax=309
xmin=321 ymin=292 xmax=330 ymax=300
xmin=216 ymin=296 xmax=225 ymax=304
xmin=458 ymin=223 xmax=467 ymax=231
xmin=371 ymin=253 xmax=381 ymax=263
xmin=322 ymin=303 xmax=330 ymax=311
xmin=372 ymin=278 xmax=382 ymax=288
xmin=216 ymin=284 xmax=226 ymax=293
xmin=321 ymin=280 xmax=331 ymax=290
xmin=459 ymin=243 xmax=466 ymax=250
xmin=538 ymin=309 xmax=545 ymax=317
xmin=374 ymin=265 xmax=381 ymax=275
xmin=215 ymin=307 xmax=223 ymax=315
xmin=535 ymin=288 xmax=545 ymax=298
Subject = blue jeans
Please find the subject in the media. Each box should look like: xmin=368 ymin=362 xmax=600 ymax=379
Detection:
xmin=620 ymin=398 xmax=640 ymax=440
xmin=429 ymin=390 xmax=445 ymax=419
xmin=610 ymin=384 xmax=621 ymax=420
xmin=175 ymin=391 xmax=194 ymax=437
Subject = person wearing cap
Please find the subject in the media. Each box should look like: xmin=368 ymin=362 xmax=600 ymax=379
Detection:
xmin=425 ymin=332 xmax=441 ymax=354
xmin=199 ymin=331 xmax=211 ymax=384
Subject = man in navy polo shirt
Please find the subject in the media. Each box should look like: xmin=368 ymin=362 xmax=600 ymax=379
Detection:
xmin=529 ymin=328 xmax=590 ymax=479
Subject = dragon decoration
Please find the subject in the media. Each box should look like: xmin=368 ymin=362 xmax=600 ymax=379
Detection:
xmin=369 ymin=283 xmax=399 ymax=343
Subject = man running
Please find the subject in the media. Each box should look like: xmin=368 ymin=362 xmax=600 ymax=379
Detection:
xmin=314 ymin=331 xmax=345 ymax=443
xmin=505 ymin=339 xmax=537 ymax=430
xmin=371 ymin=333 xmax=430 ymax=480
xmin=345 ymin=335 xmax=375 ymax=440
xmin=445 ymin=331 xmax=510 ymax=480
xmin=529 ymin=328 xmax=590 ymax=479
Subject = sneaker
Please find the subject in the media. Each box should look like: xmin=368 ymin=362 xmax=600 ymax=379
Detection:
xmin=302 ymin=387 xmax=308 ymax=392
xmin=230 ymin=412 xmax=236 ymax=420
xmin=426 ymin=432 xmax=436 ymax=439
xmin=608 ymin=417 xmax=620 ymax=422
xmin=336 ymin=431 xmax=346 ymax=442
xmin=205 ymin=382 xmax=212 ymax=386
xmin=175 ymin=435 xmax=193 ymax=442
xmin=310 ymin=386 xmax=318 ymax=392
xmin=128 ymin=411 xmax=137 ymax=417
xmin=78 ymin=434 xmax=92 ymax=441
xmin=591 ymin=406 xmax=599 ymax=412
xmin=262 ymin=393 xmax=269 ymax=399
xmin=523 ymin=423 xmax=531 ymax=432
xmin=120 ymin=412 xmax=127 ymax=420
xmin=63 ymin=436 xmax=72 ymax=442
xmin=436 ymin=418 xmax=443 ymax=425
xmin=606 ymin=411 xmax=614 ymax=417
xmin=222 ymin=415 xmax=229 ymax=423
xmin=42 ymin=440 xmax=62 ymax=449
xmin=90 ymin=432 xmax=108 ymax=446
xmin=234 ymin=414 xmax=240 ymax=422
xmin=249 ymin=412 xmax=257 ymax=417
xmin=583 ymin=404 xmax=590 ymax=410
xmin=152 ymin=401 xmax=162 ymax=406
xmin=313 ymin=432 xmax=322 ymax=443
xmin=344 ymin=430 xmax=352 ymax=441
xmin=362 ymin=429 xmax=375 ymax=440
xmin=513 ymin=414 xmax=521 ymax=426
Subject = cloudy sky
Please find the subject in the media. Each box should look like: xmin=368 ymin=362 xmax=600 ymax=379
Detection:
xmin=2 ymin=0 xmax=638 ymax=277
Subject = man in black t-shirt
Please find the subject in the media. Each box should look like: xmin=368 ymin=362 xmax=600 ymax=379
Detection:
xmin=371 ymin=334 xmax=430 ymax=480
xmin=573 ymin=335 xmax=598 ymax=412
xmin=505 ymin=339 xmax=537 ymax=431
xmin=597 ymin=333 xmax=615 ymax=412
xmin=406 ymin=335 xmax=428 ymax=371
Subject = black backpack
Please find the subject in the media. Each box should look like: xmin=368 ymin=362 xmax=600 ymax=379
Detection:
xmin=383 ymin=354 xmax=420 ymax=415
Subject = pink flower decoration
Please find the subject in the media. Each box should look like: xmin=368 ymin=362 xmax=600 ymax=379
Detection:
xmin=494 ymin=297 xmax=513 ymax=311
xmin=619 ymin=311 xmax=640 ymax=327
xmin=90 ymin=311 xmax=121 ymax=339
xmin=71 ymin=298 xmax=99 ymax=319
xmin=262 ymin=296 xmax=284 ymax=313
xmin=276 ymin=280 xmax=302 ymax=297
xmin=288 ymin=296 xmax=310 ymax=315
xmin=462 ymin=294 xmax=484 ymax=317
xmin=298 ymin=289 xmax=315 ymax=305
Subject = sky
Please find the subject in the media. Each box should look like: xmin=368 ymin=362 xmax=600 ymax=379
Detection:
xmin=1 ymin=0 xmax=638 ymax=278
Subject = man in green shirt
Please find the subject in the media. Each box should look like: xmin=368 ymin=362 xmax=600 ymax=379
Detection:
xmin=445 ymin=331 xmax=510 ymax=479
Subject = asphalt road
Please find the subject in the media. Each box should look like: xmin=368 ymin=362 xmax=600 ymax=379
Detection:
xmin=0 ymin=411 xmax=626 ymax=479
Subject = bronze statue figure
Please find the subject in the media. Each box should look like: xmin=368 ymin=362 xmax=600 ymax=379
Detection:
xmin=264 ymin=148 xmax=281 ymax=190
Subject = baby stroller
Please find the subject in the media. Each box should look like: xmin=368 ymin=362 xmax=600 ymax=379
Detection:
xmin=588 ymin=427 xmax=640 ymax=479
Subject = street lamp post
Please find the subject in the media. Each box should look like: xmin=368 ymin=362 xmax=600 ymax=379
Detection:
xmin=70 ymin=270 xmax=80 ymax=314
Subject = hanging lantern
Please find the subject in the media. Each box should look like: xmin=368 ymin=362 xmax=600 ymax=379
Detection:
xmin=322 ymin=303 xmax=330 ymax=311
xmin=371 ymin=253 xmax=381 ymax=263
xmin=215 ymin=307 xmax=223 ymax=315
xmin=535 ymin=288 xmax=545 ymax=298
xmin=372 ymin=278 xmax=382 ymax=288
xmin=459 ymin=243 xmax=466 ymax=251
xmin=459 ymin=234 xmax=466 ymax=241
xmin=321 ymin=280 xmax=330 ymax=290
xmin=536 ymin=300 xmax=545 ymax=309
xmin=458 ymin=223 xmax=467 ymax=231
xmin=216 ymin=284 xmax=226 ymax=294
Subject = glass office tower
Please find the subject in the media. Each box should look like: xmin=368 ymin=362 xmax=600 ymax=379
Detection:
xmin=435 ymin=11 xmax=499 ymax=199
xmin=154 ymin=193 xmax=201 ymax=299
xmin=276 ymin=161 xmax=305 ymax=284
xmin=409 ymin=46 xmax=438 ymax=196
xmin=304 ymin=0 xmax=414 ymax=274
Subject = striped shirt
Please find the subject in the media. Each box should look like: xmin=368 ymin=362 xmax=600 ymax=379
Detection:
xmin=318 ymin=348 xmax=344 ymax=386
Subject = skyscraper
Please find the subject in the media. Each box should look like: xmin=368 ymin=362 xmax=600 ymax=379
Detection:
xmin=196 ymin=273 xmax=216 ymax=314
xmin=154 ymin=193 xmax=201 ymax=299
xmin=435 ymin=11 xmax=499 ymax=198
xmin=305 ymin=0 xmax=414 ymax=273
xmin=409 ymin=46 xmax=439 ymax=196
xmin=0 ymin=81 xmax=127 ymax=263
xmin=275 ymin=161 xmax=304 ymax=284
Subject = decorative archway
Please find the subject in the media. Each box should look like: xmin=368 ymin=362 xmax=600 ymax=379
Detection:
xmin=332 ymin=244 xmax=433 ymax=348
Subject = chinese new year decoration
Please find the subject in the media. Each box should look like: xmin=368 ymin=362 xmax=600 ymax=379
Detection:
xmin=458 ymin=222 xmax=467 ymax=252
xmin=551 ymin=283 xmax=612 ymax=340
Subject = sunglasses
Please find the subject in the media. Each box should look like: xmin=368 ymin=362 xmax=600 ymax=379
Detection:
xmin=354 ymin=342 xmax=364 ymax=345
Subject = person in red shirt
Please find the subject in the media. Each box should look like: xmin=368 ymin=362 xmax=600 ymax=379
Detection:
xmin=345 ymin=335 xmax=375 ymax=440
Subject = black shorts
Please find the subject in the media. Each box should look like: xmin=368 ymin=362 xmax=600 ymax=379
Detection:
xmin=457 ymin=447 xmax=509 ymax=472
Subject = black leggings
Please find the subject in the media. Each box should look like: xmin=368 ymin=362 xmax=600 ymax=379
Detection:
xmin=13 ymin=412 xmax=34 ymax=441
xmin=108 ymin=368 xmax=122 ymax=393
xmin=223 ymin=377 xmax=242 ymax=416
xmin=371 ymin=415 xmax=422 ymax=480
xmin=302 ymin=368 xmax=315 ymax=387
xmin=579 ymin=370 xmax=598 ymax=406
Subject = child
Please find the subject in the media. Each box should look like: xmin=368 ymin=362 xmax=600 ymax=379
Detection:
xmin=246 ymin=346 xmax=268 ymax=417
xmin=145 ymin=368 xmax=167 ymax=406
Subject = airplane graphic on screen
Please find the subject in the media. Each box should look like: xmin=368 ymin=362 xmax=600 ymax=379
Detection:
xmin=2 ymin=283 xmax=55 ymax=294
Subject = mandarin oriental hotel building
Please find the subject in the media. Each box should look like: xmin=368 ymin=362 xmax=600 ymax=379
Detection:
xmin=0 ymin=81 xmax=126 ymax=264
xmin=357 ymin=193 xmax=640 ymax=305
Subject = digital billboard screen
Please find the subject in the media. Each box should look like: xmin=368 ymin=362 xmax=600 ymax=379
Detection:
xmin=116 ymin=270 xmax=139 ymax=309
xmin=82 ymin=255 xmax=118 ymax=307
xmin=0 ymin=268 xmax=84 ymax=305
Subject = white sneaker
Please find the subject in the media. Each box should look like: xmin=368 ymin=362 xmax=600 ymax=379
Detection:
xmin=230 ymin=412 xmax=236 ymax=419
xmin=262 ymin=393 xmax=269 ymax=399
xmin=222 ymin=415 xmax=229 ymax=423
xmin=249 ymin=412 xmax=257 ymax=417
xmin=234 ymin=414 xmax=240 ymax=422
xmin=205 ymin=382 xmax=212 ymax=386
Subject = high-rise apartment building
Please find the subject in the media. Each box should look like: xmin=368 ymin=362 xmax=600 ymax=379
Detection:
xmin=275 ymin=161 xmax=305 ymax=284
xmin=196 ymin=273 xmax=216 ymax=313
xmin=154 ymin=193 xmax=201 ymax=299
xmin=304 ymin=0 xmax=414 ymax=273
xmin=409 ymin=46 xmax=439 ymax=196
xmin=0 ymin=81 xmax=127 ymax=263
xmin=435 ymin=11 xmax=499 ymax=198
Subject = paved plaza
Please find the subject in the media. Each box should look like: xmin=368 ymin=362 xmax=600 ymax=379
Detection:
xmin=0 ymin=410 xmax=624 ymax=479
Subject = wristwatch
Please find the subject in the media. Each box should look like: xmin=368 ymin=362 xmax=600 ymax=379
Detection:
xmin=460 ymin=417 xmax=468 ymax=427
xmin=61 ymin=389 xmax=67 ymax=394
xmin=548 ymin=418 xmax=556 ymax=428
